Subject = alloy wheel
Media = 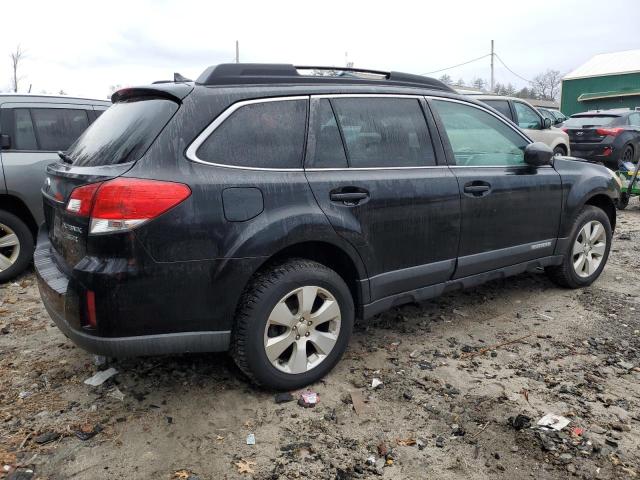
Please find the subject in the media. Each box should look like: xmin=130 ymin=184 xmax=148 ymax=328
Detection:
xmin=0 ymin=223 xmax=20 ymax=272
xmin=572 ymin=220 xmax=606 ymax=278
xmin=263 ymin=286 xmax=341 ymax=374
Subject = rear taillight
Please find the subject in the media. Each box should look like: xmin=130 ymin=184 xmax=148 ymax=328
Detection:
xmin=561 ymin=127 xmax=568 ymax=133
xmin=596 ymin=127 xmax=624 ymax=137
xmin=66 ymin=178 xmax=191 ymax=234
xmin=66 ymin=182 xmax=103 ymax=216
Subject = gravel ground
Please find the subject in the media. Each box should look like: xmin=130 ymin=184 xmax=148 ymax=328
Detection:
xmin=1 ymin=201 xmax=640 ymax=480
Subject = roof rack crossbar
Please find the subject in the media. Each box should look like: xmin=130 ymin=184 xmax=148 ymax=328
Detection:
xmin=195 ymin=63 xmax=454 ymax=92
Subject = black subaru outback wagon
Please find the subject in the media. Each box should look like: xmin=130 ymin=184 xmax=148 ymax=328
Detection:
xmin=35 ymin=64 xmax=620 ymax=390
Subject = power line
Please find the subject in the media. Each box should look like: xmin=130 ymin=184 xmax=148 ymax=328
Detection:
xmin=421 ymin=54 xmax=491 ymax=75
xmin=494 ymin=54 xmax=533 ymax=84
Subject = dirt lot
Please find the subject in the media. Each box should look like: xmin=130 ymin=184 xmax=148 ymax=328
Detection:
xmin=2 ymin=202 xmax=640 ymax=480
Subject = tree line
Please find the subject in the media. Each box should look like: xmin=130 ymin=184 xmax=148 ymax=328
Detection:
xmin=438 ymin=69 xmax=562 ymax=101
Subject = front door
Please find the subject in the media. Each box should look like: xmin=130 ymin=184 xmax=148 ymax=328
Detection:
xmin=429 ymin=98 xmax=562 ymax=278
xmin=305 ymin=96 xmax=461 ymax=301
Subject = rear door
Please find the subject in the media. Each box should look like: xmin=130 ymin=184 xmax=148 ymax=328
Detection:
xmin=430 ymin=97 xmax=562 ymax=278
xmin=305 ymin=95 xmax=460 ymax=301
xmin=0 ymin=103 xmax=91 ymax=224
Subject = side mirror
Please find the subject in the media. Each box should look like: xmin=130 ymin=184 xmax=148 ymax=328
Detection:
xmin=524 ymin=142 xmax=554 ymax=167
xmin=543 ymin=117 xmax=552 ymax=129
xmin=0 ymin=134 xmax=10 ymax=150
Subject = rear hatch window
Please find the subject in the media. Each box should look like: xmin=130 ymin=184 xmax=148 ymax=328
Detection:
xmin=564 ymin=115 xmax=620 ymax=143
xmin=564 ymin=115 xmax=617 ymax=128
xmin=66 ymin=98 xmax=178 ymax=166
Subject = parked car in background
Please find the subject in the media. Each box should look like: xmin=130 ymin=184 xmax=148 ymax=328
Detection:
xmin=537 ymin=107 xmax=557 ymax=124
xmin=35 ymin=64 xmax=619 ymax=390
xmin=562 ymin=108 xmax=640 ymax=171
xmin=472 ymin=95 xmax=571 ymax=156
xmin=0 ymin=94 xmax=110 ymax=281
xmin=549 ymin=109 xmax=568 ymax=125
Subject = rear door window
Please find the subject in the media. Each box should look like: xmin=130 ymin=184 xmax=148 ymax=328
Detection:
xmin=306 ymin=99 xmax=348 ymax=169
xmin=483 ymin=100 xmax=512 ymax=121
xmin=330 ymin=97 xmax=436 ymax=168
xmin=30 ymin=108 xmax=89 ymax=151
xmin=67 ymin=98 xmax=178 ymax=166
xmin=13 ymin=109 xmax=38 ymax=150
xmin=196 ymin=99 xmax=307 ymax=169
xmin=628 ymin=113 xmax=640 ymax=126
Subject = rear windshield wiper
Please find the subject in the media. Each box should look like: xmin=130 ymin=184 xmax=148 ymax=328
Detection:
xmin=57 ymin=151 xmax=73 ymax=164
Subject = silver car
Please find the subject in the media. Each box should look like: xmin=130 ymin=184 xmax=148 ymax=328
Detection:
xmin=0 ymin=94 xmax=110 ymax=281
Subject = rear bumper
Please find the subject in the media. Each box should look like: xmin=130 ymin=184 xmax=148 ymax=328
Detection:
xmin=35 ymin=226 xmax=233 ymax=357
xmin=571 ymin=145 xmax=620 ymax=169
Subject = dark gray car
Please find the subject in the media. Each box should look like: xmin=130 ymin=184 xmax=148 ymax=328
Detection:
xmin=0 ymin=94 xmax=110 ymax=281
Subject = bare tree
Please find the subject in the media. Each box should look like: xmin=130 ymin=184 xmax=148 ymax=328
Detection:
xmin=438 ymin=74 xmax=453 ymax=85
xmin=471 ymin=77 xmax=487 ymax=91
xmin=532 ymin=69 xmax=562 ymax=101
xmin=10 ymin=45 xmax=25 ymax=93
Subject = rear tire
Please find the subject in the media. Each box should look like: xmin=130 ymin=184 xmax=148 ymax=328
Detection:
xmin=231 ymin=259 xmax=354 ymax=390
xmin=0 ymin=210 xmax=34 ymax=283
xmin=546 ymin=206 xmax=612 ymax=288
xmin=621 ymin=144 xmax=634 ymax=164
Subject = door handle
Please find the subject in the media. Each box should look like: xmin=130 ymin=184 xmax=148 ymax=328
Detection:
xmin=330 ymin=189 xmax=369 ymax=205
xmin=463 ymin=182 xmax=491 ymax=197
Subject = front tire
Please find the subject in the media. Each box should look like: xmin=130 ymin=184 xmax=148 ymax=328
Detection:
xmin=546 ymin=206 xmax=612 ymax=288
xmin=553 ymin=145 xmax=567 ymax=156
xmin=231 ymin=259 xmax=354 ymax=390
xmin=0 ymin=211 xmax=34 ymax=283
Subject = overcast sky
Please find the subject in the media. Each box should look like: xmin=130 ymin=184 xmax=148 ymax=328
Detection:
xmin=1 ymin=0 xmax=638 ymax=99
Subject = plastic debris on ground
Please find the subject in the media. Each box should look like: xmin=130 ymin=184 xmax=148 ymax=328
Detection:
xmin=298 ymin=390 xmax=318 ymax=408
xmin=509 ymin=414 xmax=532 ymax=430
xmin=83 ymin=368 xmax=118 ymax=386
xmin=107 ymin=387 xmax=125 ymax=401
xmin=75 ymin=424 xmax=103 ymax=441
xmin=371 ymin=378 xmax=383 ymax=389
xmin=537 ymin=413 xmax=570 ymax=431
xmin=274 ymin=392 xmax=294 ymax=404
xmin=246 ymin=433 xmax=256 ymax=445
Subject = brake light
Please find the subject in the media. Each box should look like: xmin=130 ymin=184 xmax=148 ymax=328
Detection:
xmin=66 ymin=182 xmax=103 ymax=216
xmin=66 ymin=178 xmax=191 ymax=234
xmin=596 ymin=127 xmax=624 ymax=137
xmin=561 ymin=127 xmax=568 ymax=133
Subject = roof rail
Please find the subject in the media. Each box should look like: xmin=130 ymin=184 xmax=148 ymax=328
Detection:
xmin=195 ymin=63 xmax=454 ymax=92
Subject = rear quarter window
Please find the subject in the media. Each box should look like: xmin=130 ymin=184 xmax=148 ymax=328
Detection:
xmin=67 ymin=98 xmax=178 ymax=166
xmin=196 ymin=99 xmax=308 ymax=169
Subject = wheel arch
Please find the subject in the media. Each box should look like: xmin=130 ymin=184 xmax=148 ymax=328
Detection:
xmin=251 ymin=240 xmax=369 ymax=310
xmin=0 ymin=194 xmax=38 ymax=237
xmin=584 ymin=193 xmax=616 ymax=232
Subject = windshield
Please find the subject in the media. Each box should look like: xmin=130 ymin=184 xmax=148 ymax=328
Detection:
xmin=564 ymin=115 xmax=618 ymax=128
xmin=67 ymin=98 xmax=178 ymax=166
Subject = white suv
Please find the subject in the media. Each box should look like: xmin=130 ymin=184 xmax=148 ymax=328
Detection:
xmin=473 ymin=95 xmax=570 ymax=156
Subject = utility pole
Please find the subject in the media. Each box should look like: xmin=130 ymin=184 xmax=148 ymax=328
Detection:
xmin=490 ymin=40 xmax=495 ymax=92
xmin=235 ymin=40 xmax=239 ymax=63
